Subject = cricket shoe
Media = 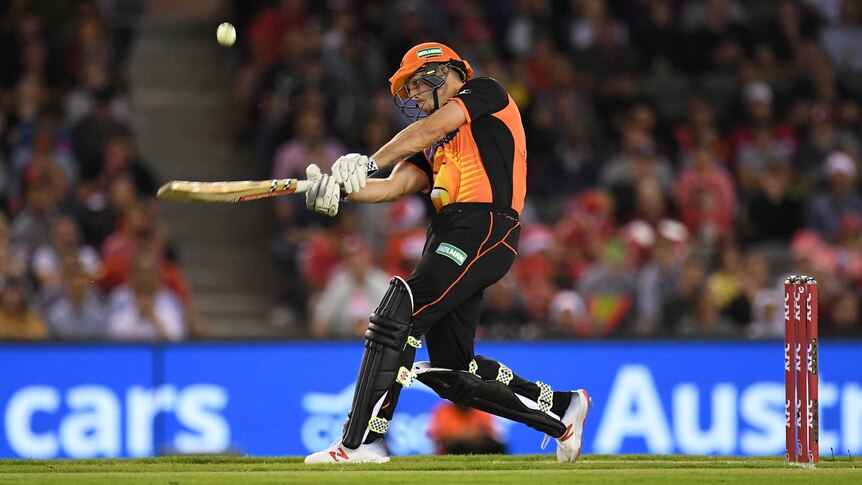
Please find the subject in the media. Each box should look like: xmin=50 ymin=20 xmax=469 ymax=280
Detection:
xmin=555 ymin=389 xmax=592 ymax=463
xmin=304 ymin=439 xmax=390 ymax=464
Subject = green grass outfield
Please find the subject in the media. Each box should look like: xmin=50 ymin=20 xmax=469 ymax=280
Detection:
xmin=1 ymin=454 xmax=859 ymax=484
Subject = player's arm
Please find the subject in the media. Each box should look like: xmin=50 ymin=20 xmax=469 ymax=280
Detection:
xmin=305 ymin=160 xmax=427 ymax=215
xmin=370 ymin=101 xmax=467 ymax=169
xmin=345 ymin=161 xmax=428 ymax=203
xmin=333 ymin=101 xmax=465 ymax=194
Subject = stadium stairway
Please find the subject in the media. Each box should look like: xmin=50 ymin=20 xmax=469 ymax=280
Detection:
xmin=128 ymin=9 xmax=284 ymax=339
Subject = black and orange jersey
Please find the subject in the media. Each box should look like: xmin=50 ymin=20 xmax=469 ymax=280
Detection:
xmin=401 ymin=77 xmax=527 ymax=214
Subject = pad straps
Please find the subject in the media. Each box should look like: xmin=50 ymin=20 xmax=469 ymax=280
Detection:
xmin=413 ymin=362 xmax=566 ymax=437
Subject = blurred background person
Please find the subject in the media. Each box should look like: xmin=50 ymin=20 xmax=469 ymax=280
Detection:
xmin=428 ymin=401 xmax=506 ymax=456
xmin=546 ymin=288 xmax=590 ymax=338
xmin=107 ymin=251 xmax=185 ymax=342
xmin=479 ymin=275 xmax=535 ymax=340
xmin=0 ymin=277 xmax=45 ymax=341
xmin=40 ymin=252 xmax=107 ymax=340
xmin=822 ymin=286 xmax=862 ymax=337
xmin=0 ymin=0 xmax=859 ymax=340
xmin=309 ymin=235 xmax=388 ymax=338
xmin=31 ymin=213 xmax=100 ymax=289
xmin=805 ymin=151 xmax=862 ymax=243
xmin=577 ymin=238 xmax=636 ymax=337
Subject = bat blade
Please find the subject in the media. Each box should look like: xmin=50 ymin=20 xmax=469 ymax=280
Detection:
xmin=157 ymin=179 xmax=313 ymax=203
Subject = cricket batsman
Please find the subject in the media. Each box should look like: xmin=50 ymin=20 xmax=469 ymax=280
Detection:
xmin=303 ymin=42 xmax=591 ymax=464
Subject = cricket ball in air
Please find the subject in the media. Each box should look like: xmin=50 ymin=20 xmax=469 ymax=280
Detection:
xmin=216 ymin=22 xmax=236 ymax=47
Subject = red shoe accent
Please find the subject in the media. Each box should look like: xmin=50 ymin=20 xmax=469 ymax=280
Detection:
xmin=329 ymin=447 xmax=350 ymax=462
xmin=560 ymin=424 xmax=575 ymax=442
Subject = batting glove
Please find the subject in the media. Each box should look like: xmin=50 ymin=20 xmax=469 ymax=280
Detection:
xmin=332 ymin=153 xmax=378 ymax=194
xmin=305 ymin=164 xmax=339 ymax=217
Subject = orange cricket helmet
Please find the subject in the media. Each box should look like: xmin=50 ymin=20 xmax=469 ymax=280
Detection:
xmin=389 ymin=42 xmax=473 ymax=98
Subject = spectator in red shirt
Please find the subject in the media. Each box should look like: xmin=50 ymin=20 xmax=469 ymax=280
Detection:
xmin=246 ymin=0 xmax=308 ymax=66
xmin=730 ymin=81 xmax=797 ymax=173
xmin=380 ymin=196 xmax=427 ymax=279
xmin=674 ymin=146 xmax=737 ymax=248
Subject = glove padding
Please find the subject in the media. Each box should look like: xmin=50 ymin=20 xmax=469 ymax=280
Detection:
xmin=305 ymin=164 xmax=339 ymax=217
xmin=332 ymin=153 xmax=372 ymax=194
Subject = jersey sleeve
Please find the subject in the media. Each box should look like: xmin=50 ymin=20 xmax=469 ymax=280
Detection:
xmin=450 ymin=77 xmax=509 ymax=124
xmin=398 ymin=152 xmax=433 ymax=193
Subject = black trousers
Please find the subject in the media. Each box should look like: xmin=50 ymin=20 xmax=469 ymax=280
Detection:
xmin=371 ymin=203 xmax=522 ymax=432
xmin=407 ymin=203 xmax=521 ymax=369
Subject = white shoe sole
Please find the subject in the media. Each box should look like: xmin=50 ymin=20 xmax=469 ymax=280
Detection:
xmin=558 ymin=389 xmax=591 ymax=463
xmin=320 ymin=458 xmax=391 ymax=464
xmin=304 ymin=455 xmax=390 ymax=464
xmin=304 ymin=445 xmax=391 ymax=464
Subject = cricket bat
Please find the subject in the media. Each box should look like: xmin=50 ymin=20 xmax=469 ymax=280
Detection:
xmin=158 ymin=159 xmax=378 ymax=203
xmin=156 ymin=178 xmax=313 ymax=203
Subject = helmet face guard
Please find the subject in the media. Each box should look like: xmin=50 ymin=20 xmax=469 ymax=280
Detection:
xmin=389 ymin=42 xmax=472 ymax=121
xmin=393 ymin=62 xmax=450 ymax=120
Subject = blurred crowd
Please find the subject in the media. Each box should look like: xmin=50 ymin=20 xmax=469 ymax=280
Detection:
xmin=2 ymin=0 xmax=861 ymax=343
xmin=229 ymin=0 xmax=862 ymax=340
xmin=0 ymin=0 xmax=207 ymax=341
